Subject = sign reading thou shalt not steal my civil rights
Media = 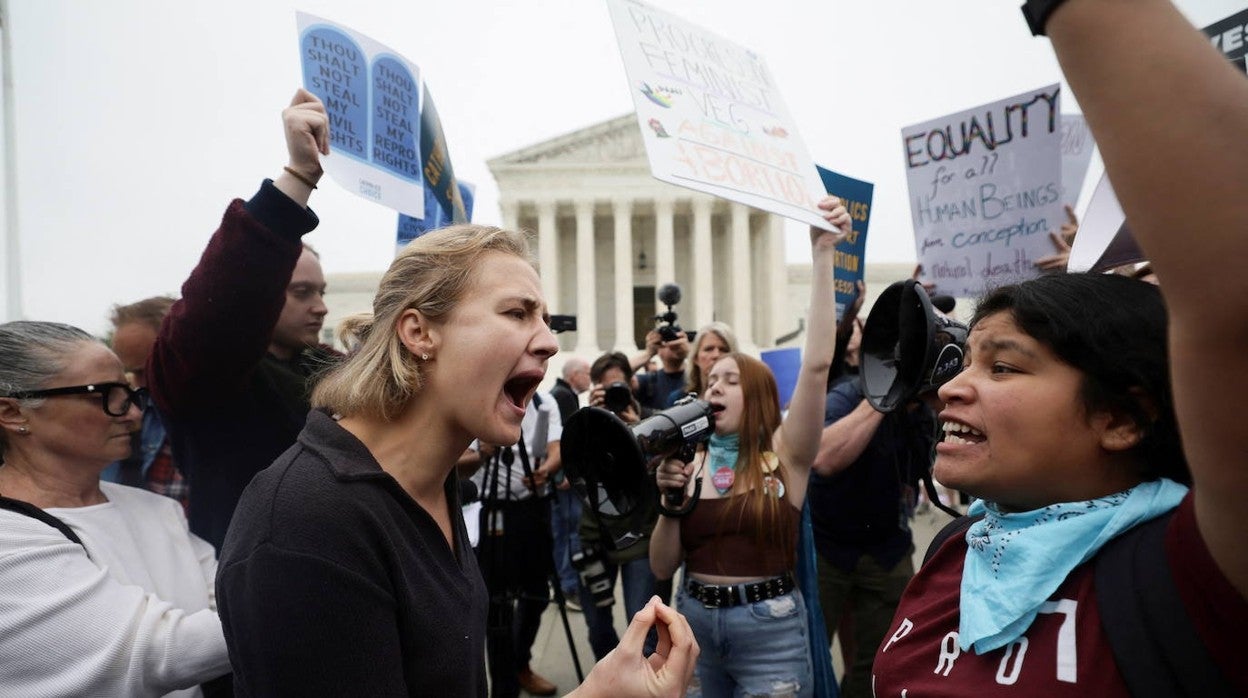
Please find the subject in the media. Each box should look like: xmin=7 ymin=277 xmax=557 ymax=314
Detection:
xmin=903 ymin=84 xmax=1063 ymax=298
xmin=297 ymin=13 xmax=424 ymax=217
xmin=606 ymin=0 xmax=835 ymax=232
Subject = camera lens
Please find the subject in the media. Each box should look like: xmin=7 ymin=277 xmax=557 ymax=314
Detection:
xmin=604 ymin=382 xmax=631 ymax=413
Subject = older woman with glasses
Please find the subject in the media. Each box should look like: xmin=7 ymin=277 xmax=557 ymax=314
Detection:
xmin=0 ymin=321 xmax=230 ymax=697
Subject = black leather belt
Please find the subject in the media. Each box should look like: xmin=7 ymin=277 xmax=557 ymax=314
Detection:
xmin=686 ymin=573 xmax=795 ymax=608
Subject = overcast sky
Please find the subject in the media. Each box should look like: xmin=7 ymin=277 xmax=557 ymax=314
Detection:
xmin=0 ymin=0 xmax=1236 ymax=333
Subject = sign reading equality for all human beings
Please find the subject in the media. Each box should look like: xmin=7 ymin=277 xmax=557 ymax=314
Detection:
xmin=297 ymin=13 xmax=424 ymax=217
xmin=1204 ymin=8 xmax=1248 ymax=73
xmin=605 ymin=0 xmax=835 ymax=232
xmin=902 ymin=84 xmax=1063 ymax=298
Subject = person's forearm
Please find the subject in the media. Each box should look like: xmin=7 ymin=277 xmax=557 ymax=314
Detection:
xmin=1047 ymin=0 xmax=1248 ymax=314
xmin=648 ymin=515 xmax=683 ymax=580
xmin=782 ymin=248 xmax=839 ymax=469
xmin=813 ymin=400 xmax=885 ymax=477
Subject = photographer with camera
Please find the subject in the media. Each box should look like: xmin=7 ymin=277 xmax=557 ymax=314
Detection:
xmin=631 ymin=291 xmax=692 ymax=411
xmin=572 ymin=352 xmax=663 ymax=661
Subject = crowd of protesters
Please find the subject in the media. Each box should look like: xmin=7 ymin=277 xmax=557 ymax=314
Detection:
xmin=2 ymin=1 xmax=1246 ymax=696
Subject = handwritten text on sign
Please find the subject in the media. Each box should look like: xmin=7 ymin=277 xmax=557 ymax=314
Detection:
xmin=606 ymin=0 xmax=834 ymax=231
xmin=903 ymin=85 xmax=1062 ymax=297
xmin=297 ymin=13 xmax=423 ymax=217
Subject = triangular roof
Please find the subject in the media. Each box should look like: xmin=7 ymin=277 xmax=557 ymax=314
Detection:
xmin=487 ymin=113 xmax=646 ymax=171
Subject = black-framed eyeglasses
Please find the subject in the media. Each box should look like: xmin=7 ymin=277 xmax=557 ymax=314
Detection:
xmin=3 ymin=382 xmax=146 ymax=417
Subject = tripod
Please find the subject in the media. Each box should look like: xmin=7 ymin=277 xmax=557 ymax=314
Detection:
xmin=477 ymin=441 xmax=584 ymax=697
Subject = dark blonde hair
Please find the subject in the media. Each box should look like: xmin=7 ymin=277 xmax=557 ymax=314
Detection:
xmin=715 ymin=352 xmax=794 ymax=565
xmin=685 ymin=322 xmax=739 ymax=397
xmin=311 ymin=224 xmax=532 ymax=421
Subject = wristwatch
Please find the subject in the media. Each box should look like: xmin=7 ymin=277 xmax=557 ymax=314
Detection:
xmin=1020 ymin=0 xmax=1070 ymax=36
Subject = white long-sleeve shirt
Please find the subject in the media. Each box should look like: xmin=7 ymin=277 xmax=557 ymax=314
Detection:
xmin=0 ymin=481 xmax=229 ymax=697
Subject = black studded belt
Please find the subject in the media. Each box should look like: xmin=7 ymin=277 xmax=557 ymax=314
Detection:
xmin=686 ymin=573 xmax=796 ymax=608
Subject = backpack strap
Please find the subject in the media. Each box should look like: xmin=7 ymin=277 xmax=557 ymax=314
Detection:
xmin=0 ymin=495 xmax=85 ymax=547
xmin=922 ymin=513 xmax=983 ymax=566
xmin=1095 ymin=511 xmax=1235 ymax=697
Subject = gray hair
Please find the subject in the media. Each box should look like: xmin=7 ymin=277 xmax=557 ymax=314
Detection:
xmin=561 ymin=357 xmax=589 ymax=380
xmin=0 ymin=321 xmax=101 ymax=454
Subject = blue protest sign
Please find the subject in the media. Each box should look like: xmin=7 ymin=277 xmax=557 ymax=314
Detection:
xmin=395 ymin=84 xmax=473 ymax=250
xmin=299 ymin=25 xmax=368 ymax=159
xmin=370 ymin=56 xmax=421 ymax=182
xmin=760 ymin=347 xmax=802 ymax=411
xmin=816 ymin=166 xmax=873 ymax=321
xmin=397 ymin=181 xmax=475 ymax=248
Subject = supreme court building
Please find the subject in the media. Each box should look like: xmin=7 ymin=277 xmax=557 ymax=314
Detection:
xmin=486 ymin=113 xmax=794 ymax=356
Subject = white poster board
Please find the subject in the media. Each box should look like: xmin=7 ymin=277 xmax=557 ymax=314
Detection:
xmin=1060 ymin=114 xmax=1096 ymax=206
xmin=903 ymin=84 xmax=1063 ymax=298
xmin=606 ymin=0 xmax=834 ymax=231
xmin=1067 ymin=173 xmax=1144 ymax=273
xmin=297 ymin=13 xmax=424 ymax=217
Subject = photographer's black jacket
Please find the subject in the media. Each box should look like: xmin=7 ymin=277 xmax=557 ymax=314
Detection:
xmin=217 ymin=410 xmax=487 ymax=696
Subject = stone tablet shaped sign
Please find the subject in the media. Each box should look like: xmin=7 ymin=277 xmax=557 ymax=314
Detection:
xmin=903 ymin=84 xmax=1063 ymax=298
xmin=297 ymin=13 xmax=423 ymax=216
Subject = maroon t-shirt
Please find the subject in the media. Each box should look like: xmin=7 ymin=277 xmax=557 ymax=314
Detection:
xmin=871 ymin=494 xmax=1247 ymax=696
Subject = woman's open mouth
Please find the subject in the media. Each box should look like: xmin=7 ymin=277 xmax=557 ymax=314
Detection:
xmin=502 ymin=371 xmax=544 ymax=413
xmin=941 ymin=420 xmax=985 ymax=445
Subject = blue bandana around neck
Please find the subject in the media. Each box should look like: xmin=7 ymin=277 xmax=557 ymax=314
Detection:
xmin=958 ymin=478 xmax=1188 ymax=654
xmin=707 ymin=433 xmax=740 ymax=493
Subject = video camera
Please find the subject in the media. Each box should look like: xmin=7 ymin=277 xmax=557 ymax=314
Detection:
xmin=859 ymin=279 xmax=968 ymax=412
xmin=655 ymin=283 xmax=695 ymax=344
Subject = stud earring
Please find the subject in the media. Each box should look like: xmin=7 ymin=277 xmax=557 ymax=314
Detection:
xmin=17 ymin=426 xmax=28 ymax=434
xmin=422 ymin=353 xmax=430 ymax=361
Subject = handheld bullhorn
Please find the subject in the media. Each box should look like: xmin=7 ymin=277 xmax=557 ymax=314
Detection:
xmin=859 ymin=280 xmax=968 ymax=413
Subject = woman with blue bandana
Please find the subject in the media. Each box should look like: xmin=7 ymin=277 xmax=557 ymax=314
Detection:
xmin=650 ymin=196 xmax=851 ymax=698
xmin=872 ymin=0 xmax=1248 ymax=695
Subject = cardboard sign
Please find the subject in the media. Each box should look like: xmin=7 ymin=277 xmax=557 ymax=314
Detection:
xmin=1060 ymin=114 xmax=1096 ymax=205
xmin=297 ymin=13 xmax=423 ymax=216
xmin=903 ymin=84 xmax=1063 ymax=298
xmin=396 ymin=85 xmax=473 ymax=250
xmin=606 ymin=0 xmax=834 ymax=231
xmin=1067 ymin=174 xmax=1144 ymax=273
xmin=1205 ymin=8 xmax=1248 ymax=73
xmin=816 ymin=166 xmax=873 ymax=321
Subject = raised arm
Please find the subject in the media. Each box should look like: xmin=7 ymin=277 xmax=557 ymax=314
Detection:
xmin=774 ymin=197 xmax=850 ymax=505
xmin=148 ymin=89 xmax=327 ymax=415
xmin=1043 ymin=0 xmax=1248 ymax=594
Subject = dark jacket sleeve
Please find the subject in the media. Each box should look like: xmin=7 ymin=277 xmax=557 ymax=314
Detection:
xmin=217 ymin=542 xmax=407 ymax=697
xmin=148 ymin=181 xmax=319 ymax=415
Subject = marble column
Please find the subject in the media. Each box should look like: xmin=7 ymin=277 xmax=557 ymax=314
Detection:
xmin=654 ymin=198 xmax=675 ymax=321
xmin=500 ymin=199 xmax=519 ymax=233
xmin=536 ymin=200 xmax=559 ymax=313
xmin=574 ymin=199 xmax=598 ymax=354
xmin=767 ymin=214 xmax=788 ymax=348
xmin=730 ymin=203 xmax=754 ymax=349
xmin=612 ymin=199 xmax=636 ymax=352
xmin=691 ymin=197 xmax=714 ymax=330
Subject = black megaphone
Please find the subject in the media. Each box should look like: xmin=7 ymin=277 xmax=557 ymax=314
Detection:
xmin=859 ymin=280 xmax=968 ymax=413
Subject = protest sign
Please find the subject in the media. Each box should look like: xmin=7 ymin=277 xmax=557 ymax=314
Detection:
xmin=297 ymin=13 xmax=423 ymax=216
xmin=816 ymin=166 xmax=873 ymax=321
xmin=1060 ymin=114 xmax=1096 ymax=205
xmin=605 ymin=0 xmax=834 ymax=232
xmin=1067 ymin=174 xmax=1144 ymax=273
xmin=1204 ymin=8 xmax=1248 ymax=73
xmin=903 ymin=84 xmax=1063 ymax=298
xmin=396 ymin=84 xmax=472 ymax=250
xmin=760 ymin=347 xmax=801 ymax=410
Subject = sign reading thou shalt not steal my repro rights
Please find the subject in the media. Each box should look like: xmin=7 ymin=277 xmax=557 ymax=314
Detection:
xmin=903 ymin=84 xmax=1063 ymax=298
xmin=297 ymin=12 xmax=424 ymax=217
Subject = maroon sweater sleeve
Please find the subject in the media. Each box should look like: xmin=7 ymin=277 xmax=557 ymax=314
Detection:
xmin=148 ymin=181 xmax=319 ymax=415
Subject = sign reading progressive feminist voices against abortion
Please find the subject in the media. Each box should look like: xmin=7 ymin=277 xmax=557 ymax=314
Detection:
xmin=902 ymin=84 xmax=1063 ymax=298
xmin=297 ymin=13 xmax=423 ymax=217
xmin=816 ymin=166 xmax=873 ymax=321
xmin=606 ymin=0 xmax=835 ymax=232
xmin=1061 ymin=114 xmax=1096 ymax=206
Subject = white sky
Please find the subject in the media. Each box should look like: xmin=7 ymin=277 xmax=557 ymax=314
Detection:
xmin=0 ymin=0 xmax=1238 ymax=334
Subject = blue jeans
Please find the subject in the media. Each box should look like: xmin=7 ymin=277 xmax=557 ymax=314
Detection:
xmin=550 ymin=488 xmax=583 ymax=594
xmin=578 ymin=555 xmax=657 ymax=660
xmin=677 ymin=583 xmax=813 ymax=697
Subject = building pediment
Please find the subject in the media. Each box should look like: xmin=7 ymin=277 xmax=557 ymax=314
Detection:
xmin=488 ymin=113 xmax=647 ymax=169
